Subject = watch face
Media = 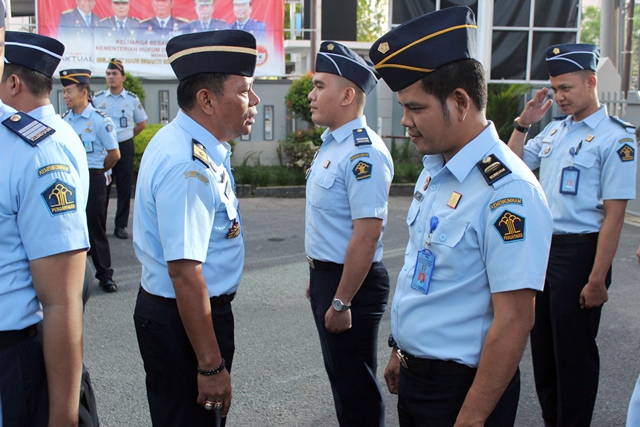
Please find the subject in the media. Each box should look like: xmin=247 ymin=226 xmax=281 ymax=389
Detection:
xmin=332 ymin=299 xmax=343 ymax=311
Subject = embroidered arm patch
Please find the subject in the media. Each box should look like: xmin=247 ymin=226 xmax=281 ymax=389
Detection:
xmin=41 ymin=179 xmax=77 ymax=215
xmin=494 ymin=210 xmax=525 ymax=243
xmin=618 ymin=144 xmax=635 ymax=162
xmin=353 ymin=161 xmax=372 ymax=180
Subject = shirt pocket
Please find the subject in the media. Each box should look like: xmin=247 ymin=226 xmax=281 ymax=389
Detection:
xmin=573 ymin=151 xmax=597 ymax=169
xmin=405 ymin=199 xmax=421 ymax=255
xmin=429 ymin=217 xmax=468 ymax=281
xmin=537 ymin=143 xmax=553 ymax=159
xmin=80 ymin=133 xmax=95 ymax=153
xmin=310 ymin=171 xmax=337 ymax=212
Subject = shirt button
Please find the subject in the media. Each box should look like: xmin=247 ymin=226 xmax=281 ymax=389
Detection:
xmin=305 ymin=227 xmax=309 ymax=232
xmin=430 ymin=185 xmax=437 ymax=191
xmin=307 ymin=200 xmax=311 ymax=205
xmin=312 ymin=172 xmax=316 ymax=177
xmin=439 ymin=234 xmax=446 ymax=241
xmin=417 ymin=226 xmax=422 ymax=232
xmin=320 ymin=178 xmax=324 ymax=184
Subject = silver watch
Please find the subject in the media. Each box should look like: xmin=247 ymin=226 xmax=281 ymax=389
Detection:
xmin=332 ymin=298 xmax=351 ymax=312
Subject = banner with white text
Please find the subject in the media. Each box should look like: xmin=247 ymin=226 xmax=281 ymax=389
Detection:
xmin=36 ymin=0 xmax=285 ymax=79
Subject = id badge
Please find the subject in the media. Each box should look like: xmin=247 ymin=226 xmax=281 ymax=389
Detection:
xmin=82 ymin=139 xmax=94 ymax=153
xmin=559 ymin=166 xmax=580 ymax=195
xmin=120 ymin=116 xmax=128 ymax=128
xmin=411 ymin=249 xmax=435 ymax=295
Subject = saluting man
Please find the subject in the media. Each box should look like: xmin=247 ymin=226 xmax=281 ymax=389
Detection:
xmin=94 ymin=58 xmax=148 ymax=240
xmin=305 ymin=41 xmax=393 ymax=426
xmin=133 ymin=29 xmax=259 ymax=426
xmin=369 ymin=7 xmax=553 ymax=425
xmin=0 ymin=2 xmax=90 ymax=424
xmin=507 ymin=43 xmax=638 ymax=426
xmin=61 ymin=69 xmax=121 ymax=294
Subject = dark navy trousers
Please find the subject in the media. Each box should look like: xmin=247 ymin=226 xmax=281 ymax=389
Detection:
xmin=309 ymin=262 xmax=390 ymax=427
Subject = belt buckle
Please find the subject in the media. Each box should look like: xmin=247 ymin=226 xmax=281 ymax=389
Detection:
xmin=306 ymin=256 xmax=315 ymax=269
xmin=396 ymin=349 xmax=408 ymax=369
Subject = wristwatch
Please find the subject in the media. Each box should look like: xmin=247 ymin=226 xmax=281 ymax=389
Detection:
xmin=513 ymin=117 xmax=531 ymax=133
xmin=332 ymin=298 xmax=351 ymax=312
xmin=388 ymin=334 xmax=397 ymax=348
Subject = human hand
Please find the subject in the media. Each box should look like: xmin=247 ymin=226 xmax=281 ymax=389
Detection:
xmin=580 ymin=280 xmax=608 ymax=309
xmin=324 ymin=307 xmax=352 ymax=333
xmin=518 ymin=87 xmax=553 ymax=127
xmin=197 ymin=369 xmax=232 ymax=418
xmin=384 ymin=349 xmax=400 ymax=394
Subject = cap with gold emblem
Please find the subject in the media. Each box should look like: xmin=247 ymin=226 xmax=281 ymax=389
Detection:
xmin=166 ymin=30 xmax=257 ymax=81
xmin=369 ymin=6 xmax=477 ymax=92
xmin=4 ymin=31 xmax=65 ymax=78
xmin=107 ymin=58 xmax=125 ymax=74
xmin=315 ymin=41 xmax=380 ymax=95
xmin=59 ymin=69 xmax=92 ymax=86
xmin=545 ymin=43 xmax=600 ymax=77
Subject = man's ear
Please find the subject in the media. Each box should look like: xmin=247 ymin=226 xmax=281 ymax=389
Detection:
xmin=450 ymin=88 xmax=471 ymax=121
xmin=196 ymin=88 xmax=216 ymax=115
xmin=340 ymin=86 xmax=356 ymax=107
xmin=8 ymin=74 xmax=21 ymax=97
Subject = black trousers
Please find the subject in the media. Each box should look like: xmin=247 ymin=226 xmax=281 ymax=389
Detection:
xmin=133 ymin=288 xmax=235 ymax=427
xmin=309 ymin=262 xmax=390 ymax=427
xmin=0 ymin=326 xmax=48 ymax=427
xmin=397 ymin=364 xmax=520 ymax=427
xmin=88 ymin=169 xmax=113 ymax=282
xmin=105 ymin=138 xmax=134 ymax=229
xmin=530 ymin=239 xmax=610 ymax=427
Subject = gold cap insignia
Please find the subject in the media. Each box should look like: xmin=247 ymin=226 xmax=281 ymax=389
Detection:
xmin=482 ymin=156 xmax=492 ymax=164
xmin=327 ymin=43 xmax=334 ymax=51
xmin=553 ymin=48 xmax=560 ymax=55
xmin=10 ymin=114 xmax=21 ymax=122
xmin=378 ymin=42 xmax=390 ymax=54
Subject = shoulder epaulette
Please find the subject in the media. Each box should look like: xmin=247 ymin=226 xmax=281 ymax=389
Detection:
xmin=140 ymin=17 xmax=151 ymax=23
xmin=99 ymin=17 xmax=109 ymax=23
xmin=177 ymin=17 xmax=190 ymax=23
xmin=353 ymin=128 xmax=372 ymax=146
xmin=94 ymin=90 xmax=105 ymax=97
xmin=61 ymin=9 xmax=74 ymax=14
xmin=192 ymin=139 xmax=210 ymax=168
xmin=476 ymin=154 xmax=512 ymax=186
xmin=127 ymin=91 xmax=139 ymax=99
xmin=61 ymin=110 xmax=70 ymax=119
xmin=131 ymin=17 xmax=141 ymax=22
xmin=609 ymin=115 xmax=636 ymax=130
xmin=2 ymin=111 xmax=55 ymax=147
xmin=553 ymin=115 xmax=568 ymax=121
xmin=95 ymin=109 xmax=109 ymax=119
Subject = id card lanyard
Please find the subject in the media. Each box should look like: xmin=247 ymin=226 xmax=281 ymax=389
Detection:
xmin=411 ymin=216 xmax=438 ymax=295
xmin=560 ymin=141 xmax=581 ymax=195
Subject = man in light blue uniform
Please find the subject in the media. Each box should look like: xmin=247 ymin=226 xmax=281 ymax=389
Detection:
xmin=306 ymin=41 xmax=393 ymax=426
xmin=508 ymin=44 xmax=638 ymax=426
xmin=369 ymin=7 xmax=553 ymax=426
xmin=94 ymin=58 xmax=148 ymax=240
xmin=133 ymin=30 xmax=259 ymax=426
xmin=0 ymin=3 xmax=90 ymax=425
xmin=61 ymin=69 xmax=121 ymax=293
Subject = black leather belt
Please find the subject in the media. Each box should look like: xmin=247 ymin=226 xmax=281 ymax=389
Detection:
xmin=119 ymin=137 xmax=134 ymax=145
xmin=396 ymin=349 xmax=476 ymax=376
xmin=551 ymin=232 xmax=599 ymax=246
xmin=140 ymin=286 xmax=235 ymax=309
xmin=307 ymin=256 xmax=344 ymax=271
xmin=0 ymin=324 xmax=38 ymax=351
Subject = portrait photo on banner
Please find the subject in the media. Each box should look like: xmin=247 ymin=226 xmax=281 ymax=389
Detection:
xmin=36 ymin=0 xmax=284 ymax=78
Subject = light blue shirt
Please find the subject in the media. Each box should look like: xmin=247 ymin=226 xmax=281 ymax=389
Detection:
xmin=392 ymin=123 xmax=552 ymax=367
xmin=94 ymin=89 xmax=148 ymax=142
xmin=31 ymin=104 xmax=89 ymax=201
xmin=0 ymin=100 xmax=89 ymax=331
xmin=524 ymin=106 xmax=637 ymax=234
xmin=133 ymin=110 xmax=244 ymax=298
xmin=62 ymin=104 xmax=118 ymax=169
xmin=305 ymin=116 xmax=394 ymax=263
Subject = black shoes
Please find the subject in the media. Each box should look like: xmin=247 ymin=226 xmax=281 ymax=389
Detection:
xmin=114 ymin=227 xmax=129 ymax=239
xmin=99 ymin=279 xmax=118 ymax=293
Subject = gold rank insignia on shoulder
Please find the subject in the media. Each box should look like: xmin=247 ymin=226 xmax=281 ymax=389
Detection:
xmin=2 ymin=111 xmax=55 ymax=147
xmin=192 ymin=139 xmax=210 ymax=168
xmin=494 ymin=210 xmax=525 ymax=243
xmin=447 ymin=192 xmax=462 ymax=209
xmin=227 ymin=220 xmax=241 ymax=239
xmin=378 ymin=42 xmax=390 ymax=54
xmin=353 ymin=128 xmax=372 ymax=146
xmin=477 ymin=154 xmax=512 ymax=185
xmin=585 ymin=134 xmax=594 ymax=142
xmin=10 ymin=114 xmax=21 ymax=122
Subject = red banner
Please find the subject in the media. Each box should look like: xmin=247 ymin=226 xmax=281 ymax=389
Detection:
xmin=36 ymin=0 xmax=284 ymax=78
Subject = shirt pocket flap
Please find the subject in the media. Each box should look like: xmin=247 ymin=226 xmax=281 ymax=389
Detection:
xmin=430 ymin=217 xmax=467 ymax=249
xmin=406 ymin=200 xmax=420 ymax=226
xmin=538 ymin=143 xmax=553 ymax=158
xmin=314 ymin=171 xmax=336 ymax=189
xmin=573 ymin=151 xmax=597 ymax=168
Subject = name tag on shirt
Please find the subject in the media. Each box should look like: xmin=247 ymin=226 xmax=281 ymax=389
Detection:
xmin=411 ymin=249 xmax=435 ymax=295
xmin=559 ymin=166 xmax=580 ymax=195
xmin=120 ymin=116 xmax=128 ymax=128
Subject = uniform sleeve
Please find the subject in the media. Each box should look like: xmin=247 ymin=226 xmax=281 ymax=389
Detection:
xmin=18 ymin=141 xmax=89 ymax=260
xmin=482 ymin=179 xmax=552 ymax=293
xmin=523 ymin=131 xmax=544 ymax=170
xmin=600 ymin=131 xmax=637 ymax=200
xmin=98 ymin=115 xmax=119 ymax=151
xmin=154 ymin=162 xmax=218 ymax=262
xmin=133 ymin=97 xmax=148 ymax=123
xmin=345 ymin=147 xmax=393 ymax=220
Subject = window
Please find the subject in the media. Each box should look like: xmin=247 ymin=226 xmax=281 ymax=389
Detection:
xmin=57 ymin=90 xmax=65 ymax=114
xmin=159 ymin=90 xmax=170 ymax=124
xmin=264 ymin=105 xmax=274 ymax=140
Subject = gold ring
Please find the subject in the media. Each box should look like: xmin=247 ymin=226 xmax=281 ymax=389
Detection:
xmin=204 ymin=400 xmax=214 ymax=411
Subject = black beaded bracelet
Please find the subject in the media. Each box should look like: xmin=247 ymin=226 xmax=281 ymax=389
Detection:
xmin=197 ymin=359 xmax=226 ymax=376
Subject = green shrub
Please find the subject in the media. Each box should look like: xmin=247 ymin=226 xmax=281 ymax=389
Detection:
xmin=233 ymin=165 xmax=306 ymax=187
xmin=123 ymin=72 xmax=146 ymax=105
xmin=284 ymin=72 xmax=313 ymax=122
xmin=486 ymin=83 xmax=530 ymax=142
xmin=278 ymin=127 xmax=324 ymax=171
xmin=133 ymin=123 xmax=163 ymax=172
xmin=393 ymin=161 xmax=423 ymax=184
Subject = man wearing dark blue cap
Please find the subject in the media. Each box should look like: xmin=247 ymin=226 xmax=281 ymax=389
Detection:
xmin=508 ymin=43 xmax=638 ymax=426
xmin=0 ymin=4 xmax=91 ymax=425
xmin=133 ymin=29 xmax=259 ymax=426
xmin=305 ymin=40 xmax=393 ymax=426
xmin=370 ymin=7 xmax=553 ymax=426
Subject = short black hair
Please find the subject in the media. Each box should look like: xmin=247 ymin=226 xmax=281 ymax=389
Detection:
xmin=1 ymin=63 xmax=53 ymax=99
xmin=76 ymin=82 xmax=92 ymax=102
xmin=177 ymin=73 xmax=230 ymax=111
xmin=420 ymin=59 xmax=487 ymax=116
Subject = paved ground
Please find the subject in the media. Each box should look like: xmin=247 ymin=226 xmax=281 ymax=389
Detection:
xmin=85 ymin=196 xmax=640 ymax=426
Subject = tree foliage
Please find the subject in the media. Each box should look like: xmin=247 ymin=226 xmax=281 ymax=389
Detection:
xmin=580 ymin=6 xmax=601 ymax=45
xmin=357 ymin=0 xmax=388 ymax=42
xmin=123 ymin=72 xmax=146 ymax=106
xmin=284 ymin=72 xmax=313 ymax=123
xmin=486 ymin=83 xmax=530 ymax=142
